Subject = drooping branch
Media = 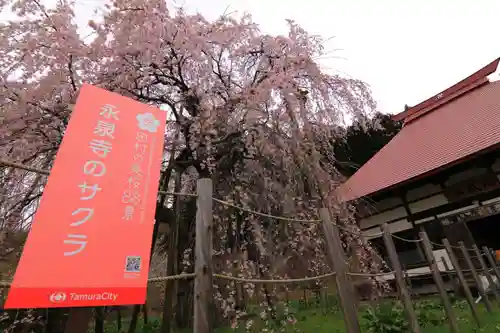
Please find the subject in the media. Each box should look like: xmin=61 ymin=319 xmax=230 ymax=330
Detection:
xmin=0 ymin=2 xmax=384 ymax=331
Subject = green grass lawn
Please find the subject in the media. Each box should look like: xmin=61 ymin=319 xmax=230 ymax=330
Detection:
xmin=297 ymin=305 xmax=500 ymax=333
xmin=99 ymin=297 xmax=500 ymax=333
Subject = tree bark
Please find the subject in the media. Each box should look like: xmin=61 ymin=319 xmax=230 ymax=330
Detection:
xmin=258 ymin=263 xmax=277 ymax=320
xmin=45 ymin=308 xmax=69 ymax=333
xmin=64 ymin=308 xmax=93 ymax=333
xmin=161 ymin=171 xmax=182 ymax=333
xmin=116 ymin=308 xmax=122 ymax=332
xmin=175 ymin=278 xmax=195 ymax=328
xmin=142 ymin=303 xmax=149 ymax=325
xmin=174 ymin=199 xmax=197 ymax=328
xmin=94 ymin=307 xmax=105 ymax=333
xmin=127 ymin=306 xmax=140 ymax=333
xmin=127 ymin=221 xmax=161 ymax=333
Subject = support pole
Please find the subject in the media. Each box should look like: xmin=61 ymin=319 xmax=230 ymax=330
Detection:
xmin=320 ymin=208 xmax=360 ymax=333
xmin=420 ymin=231 xmax=459 ymax=333
xmin=459 ymin=241 xmax=492 ymax=313
xmin=382 ymin=223 xmax=420 ymax=333
xmin=472 ymin=245 xmax=500 ymax=303
xmin=443 ymin=239 xmax=481 ymax=328
xmin=194 ymin=178 xmax=214 ymax=333
xmin=483 ymin=246 xmax=500 ymax=282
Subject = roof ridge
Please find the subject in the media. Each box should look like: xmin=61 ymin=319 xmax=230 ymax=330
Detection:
xmin=404 ymin=78 xmax=489 ymax=125
xmin=393 ymin=57 xmax=500 ymax=123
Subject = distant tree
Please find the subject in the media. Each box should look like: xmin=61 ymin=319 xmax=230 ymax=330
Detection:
xmin=333 ymin=112 xmax=402 ymax=177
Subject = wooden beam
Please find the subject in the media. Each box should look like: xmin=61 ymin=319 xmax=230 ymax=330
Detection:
xmin=459 ymin=241 xmax=492 ymax=312
xmin=320 ymin=209 xmax=361 ymax=333
xmin=420 ymin=231 xmax=459 ymax=333
xmin=194 ymin=178 xmax=214 ymax=333
xmin=382 ymin=224 xmax=421 ymax=333
xmin=443 ymin=239 xmax=481 ymax=328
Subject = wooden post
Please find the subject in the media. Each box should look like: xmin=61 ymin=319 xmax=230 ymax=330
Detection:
xmin=490 ymin=248 xmax=500 ymax=271
xmin=64 ymin=308 xmax=93 ymax=333
xmin=483 ymin=246 xmax=500 ymax=282
xmin=194 ymin=178 xmax=214 ymax=333
xmin=382 ymin=224 xmax=421 ymax=333
xmin=443 ymin=239 xmax=481 ymax=328
xmin=490 ymin=247 xmax=500 ymax=278
xmin=459 ymin=241 xmax=492 ymax=313
xmin=419 ymin=231 xmax=459 ymax=333
xmin=442 ymin=258 xmax=460 ymax=296
xmin=472 ymin=245 xmax=500 ymax=303
xmin=403 ymin=265 xmax=413 ymax=296
xmin=320 ymin=208 xmax=361 ymax=333
xmin=491 ymin=248 xmax=499 ymax=262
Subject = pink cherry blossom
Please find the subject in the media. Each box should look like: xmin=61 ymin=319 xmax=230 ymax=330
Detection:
xmin=0 ymin=1 xmax=386 ymax=330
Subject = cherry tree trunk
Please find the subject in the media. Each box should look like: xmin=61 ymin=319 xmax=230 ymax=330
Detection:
xmin=127 ymin=302 xmax=141 ymax=333
xmin=94 ymin=307 xmax=105 ymax=333
xmin=172 ymin=197 xmax=197 ymax=329
xmin=116 ymin=307 xmax=122 ymax=331
xmin=127 ymin=221 xmax=160 ymax=333
xmin=45 ymin=308 xmax=69 ymax=333
xmin=161 ymin=173 xmax=181 ymax=333
xmin=175 ymin=278 xmax=194 ymax=328
xmin=142 ymin=303 xmax=149 ymax=325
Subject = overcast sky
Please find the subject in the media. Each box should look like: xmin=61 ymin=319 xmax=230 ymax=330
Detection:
xmin=182 ymin=0 xmax=500 ymax=115
xmin=4 ymin=0 xmax=500 ymax=115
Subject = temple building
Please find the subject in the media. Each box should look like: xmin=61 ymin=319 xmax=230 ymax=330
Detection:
xmin=338 ymin=57 xmax=500 ymax=290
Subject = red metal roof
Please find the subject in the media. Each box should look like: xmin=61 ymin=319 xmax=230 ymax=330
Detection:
xmin=339 ymin=59 xmax=500 ymax=202
xmin=393 ymin=58 xmax=500 ymax=124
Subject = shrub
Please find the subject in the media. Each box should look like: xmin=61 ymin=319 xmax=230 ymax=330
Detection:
xmin=362 ymin=299 xmax=446 ymax=333
xmin=362 ymin=302 xmax=408 ymax=333
xmin=415 ymin=299 xmax=445 ymax=327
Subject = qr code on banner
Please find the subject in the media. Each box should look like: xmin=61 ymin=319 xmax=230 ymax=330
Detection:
xmin=125 ymin=256 xmax=142 ymax=273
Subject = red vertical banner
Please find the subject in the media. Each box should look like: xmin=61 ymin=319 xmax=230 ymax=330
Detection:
xmin=5 ymin=84 xmax=166 ymax=308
